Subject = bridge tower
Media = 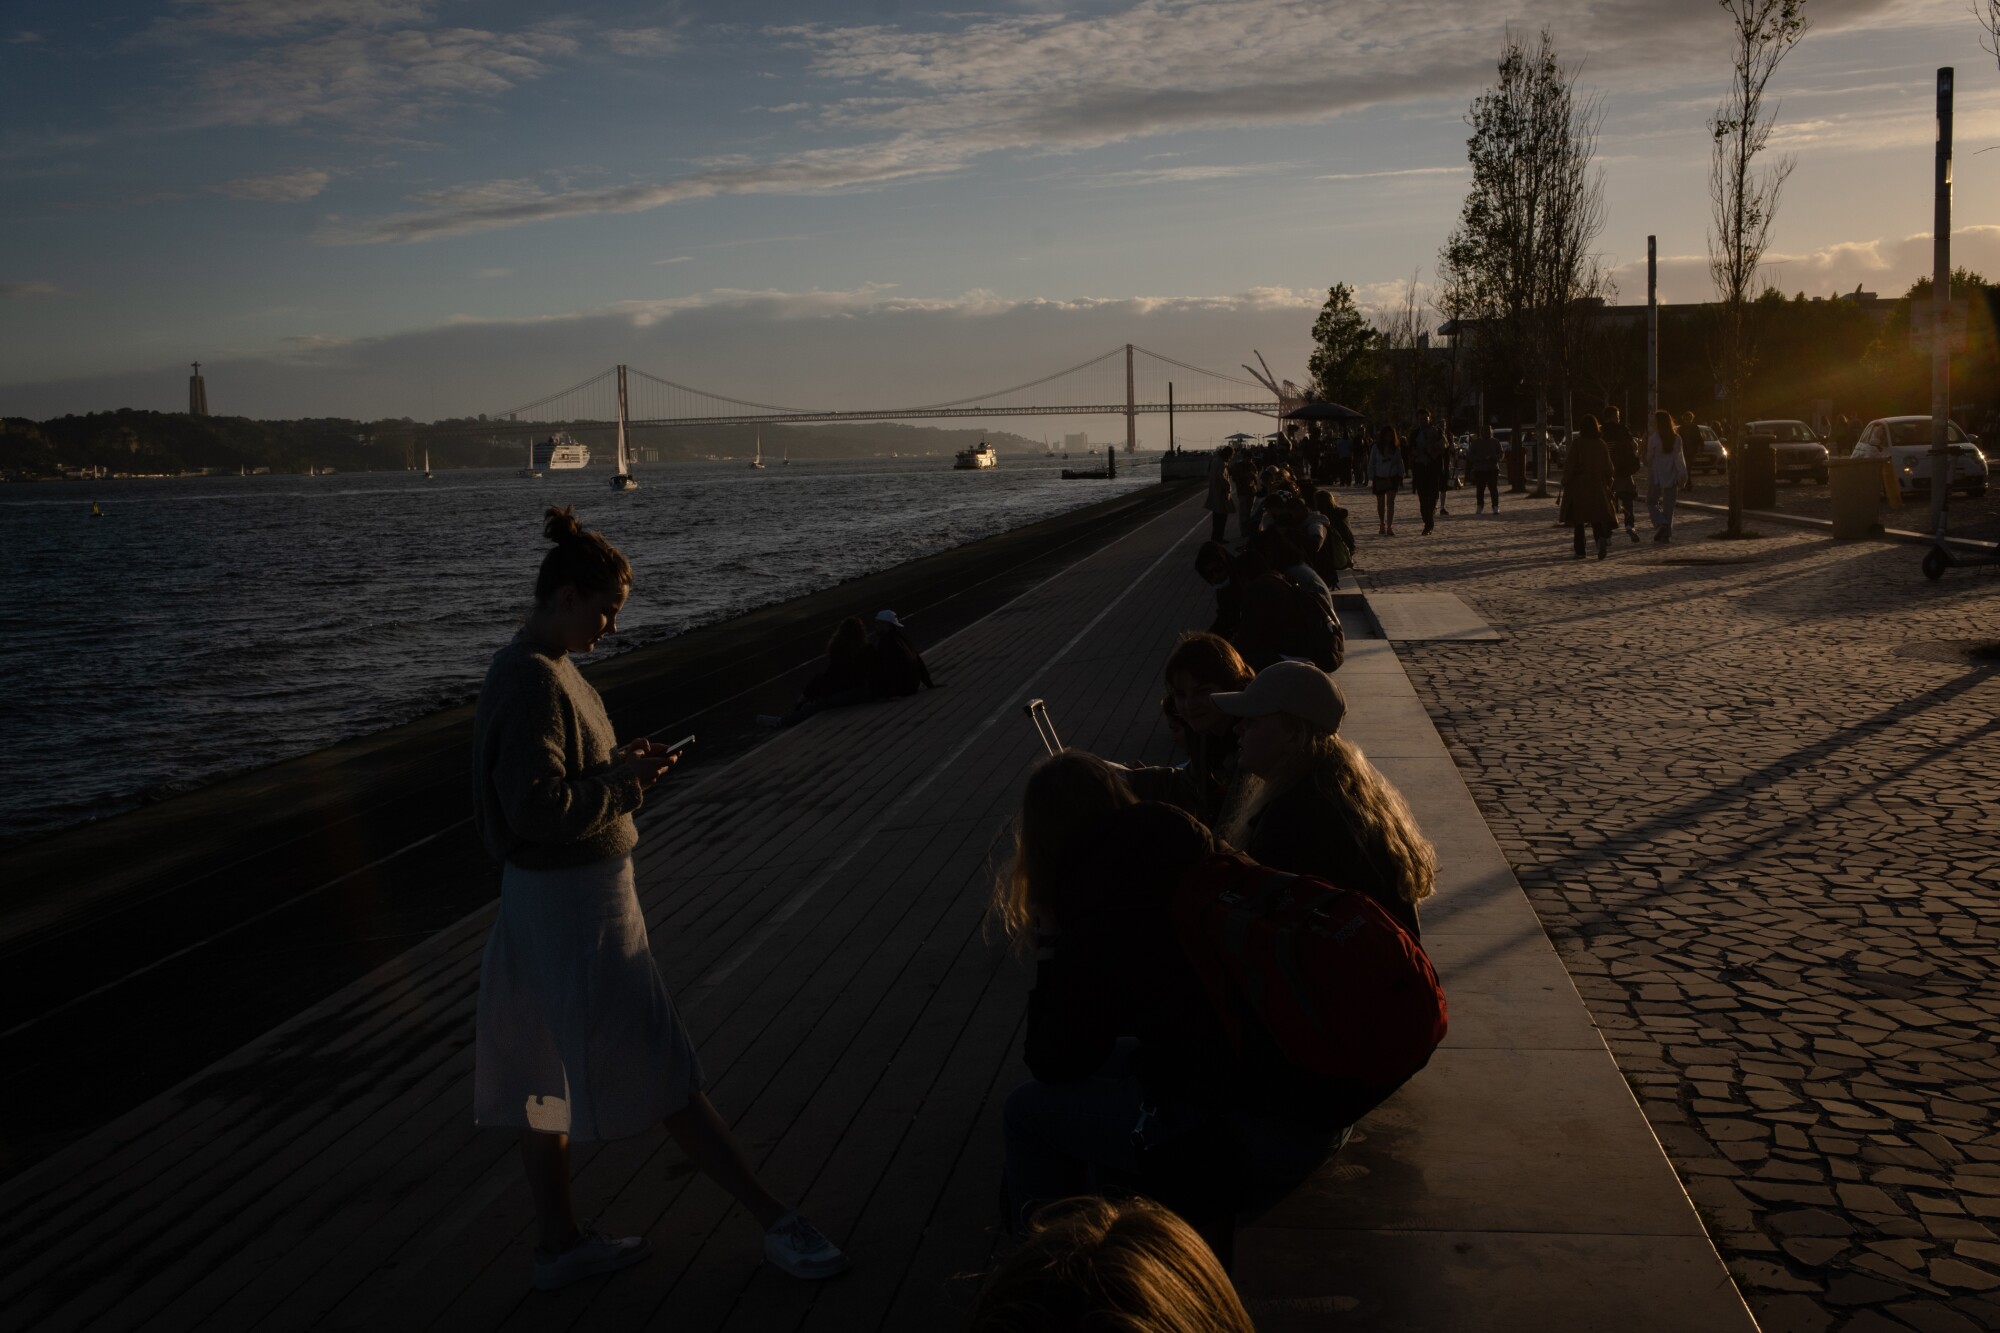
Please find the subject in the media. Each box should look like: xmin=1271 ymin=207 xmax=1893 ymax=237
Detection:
xmin=1124 ymin=344 xmax=1136 ymax=454
xmin=188 ymin=362 xmax=209 ymax=417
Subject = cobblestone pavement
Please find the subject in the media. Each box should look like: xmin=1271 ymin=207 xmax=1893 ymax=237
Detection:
xmin=1349 ymin=487 xmax=2000 ymax=1332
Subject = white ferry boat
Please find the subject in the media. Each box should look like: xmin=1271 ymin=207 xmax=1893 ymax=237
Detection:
xmin=954 ymin=440 xmax=998 ymax=470
xmin=533 ymin=433 xmax=592 ymax=471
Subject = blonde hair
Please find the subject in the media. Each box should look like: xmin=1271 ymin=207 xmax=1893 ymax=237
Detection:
xmin=1223 ymin=727 xmax=1435 ymax=909
xmin=990 ymin=752 xmax=1138 ymax=948
xmin=969 ymin=1197 xmax=1254 ymax=1333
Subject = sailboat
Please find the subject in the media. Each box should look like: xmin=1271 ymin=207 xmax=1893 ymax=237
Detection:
xmin=610 ymin=364 xmax=639 ymax=490
xmin=423 ymin=449 xmax=433 ymax=480
xmin=783 ymin=444 xmax=790 ymax=466
xmin=518 ymin=437 xmax=542 ymax=479
xmin=749 ymin=432 xmax=766 ymax=470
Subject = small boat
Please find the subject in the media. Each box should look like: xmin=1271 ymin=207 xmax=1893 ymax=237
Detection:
xmin=518 ymin=437 xmax=542 ymax=479
xmin=750 ymin=433 xmax=766 ymax=470
xmin=610 ymin=419 xmax=639 ymax=491
xmin=954 ymin=440 xmax=998 ymax=470
xmin=89 ymin=501 xmax=104 ymax=518
xmin=423 ymin=449 xmax=433 ymax=480
xmin=783 ymin=444 xmax=790 ymax=466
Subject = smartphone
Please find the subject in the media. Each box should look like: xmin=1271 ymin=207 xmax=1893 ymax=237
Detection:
xmin=660 ymin=734 xmax=695 ymax=757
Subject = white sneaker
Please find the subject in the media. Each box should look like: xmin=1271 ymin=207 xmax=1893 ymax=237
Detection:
xmin=532 ymin=1224 xmax=651 ymax=1291
xmin=764 ymin=1212 xmax=848 ymax=1279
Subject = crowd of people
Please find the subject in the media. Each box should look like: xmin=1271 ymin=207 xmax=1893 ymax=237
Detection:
xmin=468 ymin=498 xmax=1444 ymax=1326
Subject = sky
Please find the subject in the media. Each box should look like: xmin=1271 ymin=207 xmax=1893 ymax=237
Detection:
xmin=2 ymin=0 xmax=1996 ymax=440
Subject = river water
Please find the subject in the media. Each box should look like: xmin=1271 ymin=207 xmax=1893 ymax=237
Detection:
xmin=0 ymin=455 xmax=1154 ymax=845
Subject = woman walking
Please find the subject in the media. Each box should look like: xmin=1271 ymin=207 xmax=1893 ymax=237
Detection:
xmin=1559 ymin=416 xmax=1617 ymax=561
xmin=1645 ymin=410 xmax=1690 ymax=543
xmin=1368 ymin=425 xmax=1404 ymax=537
xmin=473 ymin=506 xmax=846 ymax=1291
xmin=1605 ymin=409 xmax=1641 ymax=542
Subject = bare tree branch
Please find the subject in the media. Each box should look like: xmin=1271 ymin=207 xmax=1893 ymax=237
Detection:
xmin=1978 ymin=0 xmax=2000 ymax=67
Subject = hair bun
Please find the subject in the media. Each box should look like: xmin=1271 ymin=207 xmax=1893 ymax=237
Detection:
xmin=543 ymin=505 xmax=583 ymax=544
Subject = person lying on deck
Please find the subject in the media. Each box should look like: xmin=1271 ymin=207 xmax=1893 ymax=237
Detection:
xmin=1215 ymin=661 xmax=1435 ymax=939
xmin=761 ymin=615 xmax=874 ymax=728
xmin=990 ymin=752 xmax=1363 ymax=1262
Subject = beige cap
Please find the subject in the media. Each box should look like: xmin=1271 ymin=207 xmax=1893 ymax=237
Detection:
xmin=1210 ymin=660 xmax=1346 ymax=734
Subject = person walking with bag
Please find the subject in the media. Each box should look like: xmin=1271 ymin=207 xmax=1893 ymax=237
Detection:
xmin=472 ymin=506 xmax=846 ymax=1292
xmin=1644 ymin=410 xmax=1690 ymax=543
xmin=1559 ymin=416 xmax=1617 ymax=561
xmin=1367 ymin=425 xmax=1404 ymax=537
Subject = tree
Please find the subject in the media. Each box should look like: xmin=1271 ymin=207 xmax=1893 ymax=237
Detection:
xmin=1443 ymin=28 xmax=1609 ymax=491
xmin=1708 ymin=0 xmax=1809 ymax=536
xmin=1307 ymin=283 xmax=1381 ymax=412
xmin=1374 ymin=270 xmax=1433 ymax=423
xmin=1979 ymin=0 xmax=2000 ymax=70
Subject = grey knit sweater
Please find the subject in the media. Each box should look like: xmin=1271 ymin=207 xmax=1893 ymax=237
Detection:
xmin=471 ymin=632 xmax=645 ymax=869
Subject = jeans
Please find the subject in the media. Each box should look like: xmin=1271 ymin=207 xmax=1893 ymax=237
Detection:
xmin=1572 ymin=520 xmax=1611 ymax=555
xmin=1615 ymin=485 xmax=1637 ymax=531
xmin=1471 ymin=470 xmax=1499 ymax=510
xmin=1647 ymin=482 xmax=1679 ymax=532
xmin=1002 ymin=1075 xmax=1352 ymax=1233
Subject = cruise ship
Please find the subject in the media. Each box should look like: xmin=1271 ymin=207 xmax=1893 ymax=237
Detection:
xmin=533 ymin=433 xmax=592 ymax=470
xmin=954 ymin=440 xmax=998 ymax=470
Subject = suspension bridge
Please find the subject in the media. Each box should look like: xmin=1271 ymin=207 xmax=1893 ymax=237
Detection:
xmin=493 ymin=344 xmax=1286 ymax=452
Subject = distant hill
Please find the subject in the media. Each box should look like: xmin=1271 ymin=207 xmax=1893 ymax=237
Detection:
xmin=0 ymin=411 xmax=1047 ymax=478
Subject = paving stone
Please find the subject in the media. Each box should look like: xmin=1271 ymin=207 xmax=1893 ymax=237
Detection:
xmin=1926 ymin=1257 xmax=2000 ymax=1291
xmin=1370 ymin=493 xmax=2000 ymax=1333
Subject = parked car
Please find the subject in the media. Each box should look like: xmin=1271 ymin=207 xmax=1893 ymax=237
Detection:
xmin=1685 ymin=424 xmax=1728 ymax=475
xmin=1849 ymin=417 xmax=1989 ymax=497
xmin=1744 ymin=420 xmax=1831 ymax=484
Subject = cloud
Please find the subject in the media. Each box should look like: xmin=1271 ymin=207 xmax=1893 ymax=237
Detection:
xmin=1608 ymin=226 xmax=2000 ymax=304
xmin=317 ymin=0 xmax=1912 ymax=245
xmin=161 ymin=0 xmax=435 ymax=39
xmin=214 ymin=167 xmax=332 ymax=201
xmin=9 ymin=30 xmax=42 ymax=44
xmin=474 ymin=267 xmax=513 ymax=279
xmin=604 ymin=26 xmax=679 ymax=57
xmin=1086 ymin=162 xmax=1293 ymax=186
xmin=1318 ymin=166 xmax=1467 ymax=182
xmin=652 ymin=255 xmax=694 ymax=265
xmin=1 ymin=281 xmax=63 ymax=300
xmin=759 ymin=102 xmax=811 ymax=113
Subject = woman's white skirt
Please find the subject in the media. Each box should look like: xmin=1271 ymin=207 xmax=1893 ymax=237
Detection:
xmin=473 ymin=855 xmax=704 ymax=1141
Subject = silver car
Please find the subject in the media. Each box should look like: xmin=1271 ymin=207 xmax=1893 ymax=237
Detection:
xmin=1745 ymin=420 xmax=1831 ymax=484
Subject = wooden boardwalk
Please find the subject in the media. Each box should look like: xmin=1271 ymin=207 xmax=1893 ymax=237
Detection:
xmin=1 ymin=495 xmax=1220 ymax=1333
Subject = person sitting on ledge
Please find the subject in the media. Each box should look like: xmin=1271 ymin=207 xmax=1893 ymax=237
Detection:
xmin=968 ymin=1196 xmax=1253 ymax=1333
xmin=760 ymin=615 xmax=875 ymax=728
xmin=1230 ymin=530 xmax=1343 ymax=673
xmin=1122 ymin=632 xmax=1254 ymax=829
xmin=1215 ymin=661 xmax=1434 ymax=939
xmin=991 ymin=752 xmax=1358 ymax=1262
xmin=869 ymin=609 xmax=937 ymax=697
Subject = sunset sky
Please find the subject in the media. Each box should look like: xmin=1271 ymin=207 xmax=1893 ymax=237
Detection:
xmin=3 ymin=0 xmax=1995 ymax=433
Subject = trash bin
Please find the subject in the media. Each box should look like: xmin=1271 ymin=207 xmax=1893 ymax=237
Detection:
xmin=1742 ymin=433 xmax=1778 ymax=509
xmin=1827 ymin=457 xmax=1884 ymax=539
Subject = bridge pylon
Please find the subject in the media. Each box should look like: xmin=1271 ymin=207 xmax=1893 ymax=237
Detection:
xmin=1124 ymin=344 xmax=1136 ymax=454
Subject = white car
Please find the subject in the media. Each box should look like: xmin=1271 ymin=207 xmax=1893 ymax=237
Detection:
xmin=1850 ymin=417 xmax=1989 ymax=498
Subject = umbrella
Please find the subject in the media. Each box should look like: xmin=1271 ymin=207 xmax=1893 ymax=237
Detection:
xmin=1281 ymin=400 xmax=1364 ymax=422
xmin=1223 ymin=432 xmax=1259 ymax=443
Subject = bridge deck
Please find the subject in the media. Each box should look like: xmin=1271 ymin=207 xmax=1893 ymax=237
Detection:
xmin=0 ymin=489 xmax=1749 ymax=1331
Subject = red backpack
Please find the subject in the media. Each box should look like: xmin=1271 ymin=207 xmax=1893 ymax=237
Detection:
xmin=1170 ymin=852 xmax=1447 ymax=1095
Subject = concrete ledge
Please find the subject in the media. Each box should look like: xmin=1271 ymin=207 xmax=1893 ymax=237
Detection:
xmin=1233 ymin=625 xmax=1759 ymax=1331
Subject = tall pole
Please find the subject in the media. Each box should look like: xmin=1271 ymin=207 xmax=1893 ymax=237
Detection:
xmin=1646 ymin=236 xmax=1659 ymax=419
xmin=1125 ymin=343 xmax=1137 ymax=455
xmin=615 ymin=363 xmax=630 ymax=476
xmin=1929 ymin=68 xmax=1954 ymax=540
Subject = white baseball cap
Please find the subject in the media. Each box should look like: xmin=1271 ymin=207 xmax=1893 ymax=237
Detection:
xmin=875 ymin=609 xmax=905 ymax=628
xmin=1210 ymin=661 xmax=1346 ymax=734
